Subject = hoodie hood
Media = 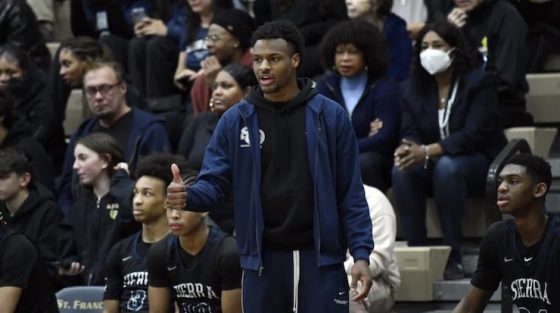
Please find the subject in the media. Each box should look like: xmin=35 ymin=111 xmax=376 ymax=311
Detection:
xmin=246 ymin=78 xmax=317 ymax=112
xmin=4 ymin=183 xmax=54 ymax=219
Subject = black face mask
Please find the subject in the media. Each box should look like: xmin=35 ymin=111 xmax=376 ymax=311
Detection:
xmin=5 ymin=77 xmax=28 ymax=97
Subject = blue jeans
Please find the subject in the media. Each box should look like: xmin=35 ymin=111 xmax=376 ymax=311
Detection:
xmin=391 ymin=154 xmax=490 ymax=256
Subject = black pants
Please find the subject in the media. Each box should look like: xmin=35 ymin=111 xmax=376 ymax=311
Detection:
xmin=127 ymin=35 xmax=179 ymax=98
xmin=359 ymin=151 xmax=393 ymax=192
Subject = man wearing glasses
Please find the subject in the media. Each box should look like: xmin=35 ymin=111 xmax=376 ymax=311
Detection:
xmin=58 ymin=61 xmax=170 ymax=214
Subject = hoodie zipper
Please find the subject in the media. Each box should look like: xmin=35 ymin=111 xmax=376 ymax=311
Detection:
xmin=237 ymin=107 xmax=264 ymax=276
xmin=314 ymin=110 xmax=322 ymax=267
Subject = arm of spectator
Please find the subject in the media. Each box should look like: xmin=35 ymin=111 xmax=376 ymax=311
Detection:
xmin=447 ymin=8 xmax=468 ymax=28
xmin=357 ymin=80 xmax=400 ymax=156
xmin=148 ymin=286 xmax=171 ymax=313
xmin=407 ymin=22 xmax=426 ymax=39
xmin=58 ymin=262 xmax=85 ymax=276
xmin=165 ymin=4 xmax=187 ymax=43
xmin=221 ymin=289 xmax=242 ymax=313
xmin=57 ymin=133 xmax=79 ymax=212
xmin=399 ymin=91 xmax=422 ymax=143
xmin=174 ymin=52 xmax=201 ymax=90
xmin=395 ymin=138 xmax=444 ymax=170
xmin=452 ymin=286 xmax=492 ymax=313
xmin=0 ymin=287 xmax=21 ymax=313
xmin=201 ymin=56 xmax=222 ymax=88
xmin=135 ymin=18 xmax=168 ymax=37
xmin=103 ymin=300 xmax=119 ymax=313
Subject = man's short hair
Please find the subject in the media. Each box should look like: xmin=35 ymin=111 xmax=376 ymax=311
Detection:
xmin=0 ymin=148 xmax=33 ymax=178
xmin=134 ymin=153 xmax=191 ymax=189
xmin=505 ymin=153 xmax=552 ymax=191
xmin=250 ymin=20 xmax=304 ymax=57
xmin=84 ymin=61 xmax=125 ymax=85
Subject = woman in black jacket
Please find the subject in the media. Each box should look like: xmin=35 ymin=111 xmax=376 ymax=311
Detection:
xmin=0 ymin=44 xmax=55 ymax=147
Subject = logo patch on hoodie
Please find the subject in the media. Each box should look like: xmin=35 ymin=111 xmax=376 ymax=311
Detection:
xmin=240 ymin=127 xmax=265 ymax=148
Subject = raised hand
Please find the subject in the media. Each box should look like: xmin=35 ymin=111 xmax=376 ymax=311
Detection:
xmin=167 ymin=163 xmax=187 ymax=210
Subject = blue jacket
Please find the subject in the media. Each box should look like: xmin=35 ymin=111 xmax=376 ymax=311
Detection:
xmin=315 ymin=74 xmax=400 ymax=157
xmin=399 ymin=69 xmax=507 ymax=159
xmin=186 ymin=94 xmax=374 ymax=271
xmin=58 ymin=108 xmax=170 ymax=212
xmin=165 ymin=0 xmax=187 ymax=43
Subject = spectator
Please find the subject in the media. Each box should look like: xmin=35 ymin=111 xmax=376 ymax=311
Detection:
xmin=347 ymin=185 xmax=400 ymax=313
xmin=446 ymin=0 xmax=533 ymax=127
xmin=127 ymin=0 xmax=188 ymax=98
xmin=188 ymin=8 xmax=255 ymax=114
xmin=58 ymin=61 xmax=170 ymax=213
xmin=173 ymin=0 xmax=233 ymax=88
xmin=103 ymin=153 xmax=188 ymax=313
xmin=391 ymin=22 xmax=507 ymax=280
xmin=453 ymin=154 xmax=560 ymax=312
xmin=0 ymin=0 xmax=51 ymax=72
xmin=0 ymin=89 xmax=54 ymax=192
xmin=148 ymin=170 xmax=242 ymax=313
xmin=178 ymin=63 xmax=256 ymax=233
xmin=316 ymin=19 xmax=399 ymax=192
xmin=0 ymin=44 xmax=55 ymax=147
xmin=0 ymin=214 xmax=59 ymax=313
xmin=167 ymin=20 xmax=373 ymax=313
xmin=65 ymin=133 xmax=138 ymax=285
xmin=253 ymin=0 xmax=347 ymax=78
xmin=0 ymin=148 xmax=67 ymax=289
xmin=346 ymin=0 xmax=413 ymax=82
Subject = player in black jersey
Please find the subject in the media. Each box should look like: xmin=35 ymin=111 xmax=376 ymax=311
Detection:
xmin=103 ymin=154 xmax=188 ymax=313
xmin=148 ymin=174 xmax=242 ymax=313
xmin=453 ymin=153 xmax=560 ymax=313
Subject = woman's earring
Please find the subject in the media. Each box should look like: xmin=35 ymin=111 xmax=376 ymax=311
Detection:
xmin=209 ymin=98 xmax=215 ymax=112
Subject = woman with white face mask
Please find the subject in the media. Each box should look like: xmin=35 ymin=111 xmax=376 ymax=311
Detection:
xmin=390 ymin=22 xmax=507 ymax=280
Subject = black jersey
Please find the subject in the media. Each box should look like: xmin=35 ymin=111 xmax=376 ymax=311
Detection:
xmin=148 ymin=226 xmax=241 ymax=313
xmin=0 ymin=228 xmax=59 ymax=313
xmin=471 ymin=214 xmax=560 ymax=312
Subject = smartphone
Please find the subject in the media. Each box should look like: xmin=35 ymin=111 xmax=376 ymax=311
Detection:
xmin=131 ymin=7 xmax=147 ymax=25
xmin=50 ymin=261 xmax=73 ymax=270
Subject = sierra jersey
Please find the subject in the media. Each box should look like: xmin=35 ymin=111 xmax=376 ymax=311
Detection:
xmin=104 ymin=232 xmax=171 ymax=312
xmin=148 ymin=226 xmax=241 ymax=313
xmin=471 ymin=214 xmax=560 ymax=312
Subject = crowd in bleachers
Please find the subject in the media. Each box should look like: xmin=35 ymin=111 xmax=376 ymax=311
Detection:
xmin=0 ymin=0 xmax=559 ymax=312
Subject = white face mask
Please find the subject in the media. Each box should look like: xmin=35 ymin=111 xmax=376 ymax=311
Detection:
xmin=420 ymin=48 xmax=454 ymax=75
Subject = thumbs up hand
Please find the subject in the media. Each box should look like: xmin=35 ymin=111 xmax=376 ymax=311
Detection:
xmin=167 ymin=163 xmax=188 ymax=210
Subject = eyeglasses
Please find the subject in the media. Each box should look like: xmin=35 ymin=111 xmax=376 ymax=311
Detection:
xmin=204 ymin=34 xmax=222 ymax=44
xmin=84 ymin=82 xmax=121 ymax=97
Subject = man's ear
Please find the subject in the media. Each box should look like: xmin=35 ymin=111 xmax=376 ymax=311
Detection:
xmin=534 ymin=182 xmax=548 ymax=199
xmin=19 ymin=172 xmax=31 ymax=188
xmin=291 ymin=53 xmax=301 ymax=69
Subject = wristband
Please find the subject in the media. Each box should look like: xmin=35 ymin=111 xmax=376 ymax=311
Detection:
xmin=423 ymin=145 xmax=430 ymax=169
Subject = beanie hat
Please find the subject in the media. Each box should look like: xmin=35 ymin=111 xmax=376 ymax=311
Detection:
xmin=211 ymin=9 xmax=256 ymax=50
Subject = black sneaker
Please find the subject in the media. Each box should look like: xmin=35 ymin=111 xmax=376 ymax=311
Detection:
xmin=444 ymin=260 xmax=465 ymax=280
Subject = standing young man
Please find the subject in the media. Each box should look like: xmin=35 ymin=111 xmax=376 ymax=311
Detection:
xmin=167 ymin=20 xmax=373 ymax=313
xmin=103 ymin=154 xmax=186 ymax=313
xmin=148 ymin=172 xmax=242 ymax=313
xmin=453 ymin=154 xmax=560 ymax=312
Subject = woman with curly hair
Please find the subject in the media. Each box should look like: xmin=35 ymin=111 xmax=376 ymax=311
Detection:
xmin=391 ymin=21 xmax=507 ymax=280
xmin=316 ymin=19 xmax=400 ymax=192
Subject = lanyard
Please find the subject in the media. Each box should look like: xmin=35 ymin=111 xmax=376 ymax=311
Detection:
xmin=439 ymin=80 xmax=459 ymax=139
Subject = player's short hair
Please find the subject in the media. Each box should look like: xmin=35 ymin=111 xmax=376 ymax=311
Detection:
xmin=250 ymin=20 xmax=304 ymax=57
xmin=0 ymin=148 xmax=33 ymax=178
xmin=134 ymin=153 xmax=190 ymax=190
xmin=505 ymin=153 xmax=552 ymax=191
